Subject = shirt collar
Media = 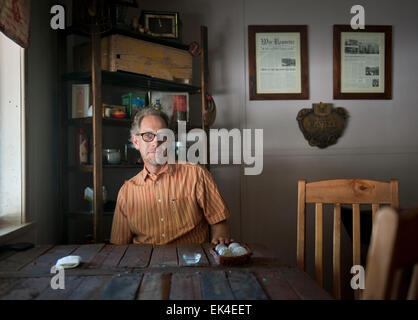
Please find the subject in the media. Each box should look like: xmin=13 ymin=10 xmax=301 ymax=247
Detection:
xmin=133 ymin=163 xmax=175 ymax=185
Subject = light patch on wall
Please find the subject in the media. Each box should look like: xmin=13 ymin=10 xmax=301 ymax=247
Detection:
xmin=0 ymin=31 xmax=24 ymax=220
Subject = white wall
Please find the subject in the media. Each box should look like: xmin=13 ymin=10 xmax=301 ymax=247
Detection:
xmin=135 ymin=0 xmax=418 ymax=295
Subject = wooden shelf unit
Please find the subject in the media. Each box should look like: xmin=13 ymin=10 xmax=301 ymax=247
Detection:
xmin=58 ymin=26 xmax=211 ymax=244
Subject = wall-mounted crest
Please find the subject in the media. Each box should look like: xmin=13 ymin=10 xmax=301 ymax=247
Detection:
xmin=297 ymin=103 xmax=349 ymax=149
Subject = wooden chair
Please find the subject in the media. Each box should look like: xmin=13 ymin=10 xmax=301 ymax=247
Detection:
xmin=363 ymin=207 xmax=418 ymax=300
xmin=297 ymin=179 xmax=399 ymax=299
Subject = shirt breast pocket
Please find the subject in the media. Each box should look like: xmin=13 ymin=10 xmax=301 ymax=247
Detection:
xmin=170 ymin=196 xmax=201 ymax=229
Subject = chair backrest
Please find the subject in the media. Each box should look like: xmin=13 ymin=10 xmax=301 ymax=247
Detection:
xmin=363 ymin=207 xmax=418 ymax=300
xmin=297 ymin=179 xmax=399 ymax=299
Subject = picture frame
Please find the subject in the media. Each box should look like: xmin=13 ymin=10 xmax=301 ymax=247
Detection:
xmin=248 ymin=25 xmax=309 ymax=100
xmin=141 ymin=11 xmax=179 ymax=39
xmin=333 ymin=25 xmax=392 ymax=99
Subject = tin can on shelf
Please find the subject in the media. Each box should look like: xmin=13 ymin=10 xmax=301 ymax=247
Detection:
xmin=122 ymin=93 xmax=146 ymax=118
xmin=103 ymin=149 xmax=121 ymax=165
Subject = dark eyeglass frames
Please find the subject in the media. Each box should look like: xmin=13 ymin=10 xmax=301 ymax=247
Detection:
xmin=135 ymin=132 xmax=167 ymax=143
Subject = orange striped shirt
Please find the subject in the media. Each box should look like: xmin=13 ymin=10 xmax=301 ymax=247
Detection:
xmin=110 ymin=163 xmax=231 ymax=245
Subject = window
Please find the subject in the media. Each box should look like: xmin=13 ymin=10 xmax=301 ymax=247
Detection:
xmin=0 ymin=31 xmax=27 ymax=231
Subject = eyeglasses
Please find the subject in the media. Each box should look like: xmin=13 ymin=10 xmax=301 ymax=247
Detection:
xmin=135 ymin=132 xmax=167 ymax=143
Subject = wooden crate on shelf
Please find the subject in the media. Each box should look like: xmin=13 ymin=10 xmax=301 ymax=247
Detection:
xmin=73 ymin=34 xmax=192 ymax=82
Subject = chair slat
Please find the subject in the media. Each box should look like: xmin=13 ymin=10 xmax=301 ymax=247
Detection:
xmin=297 ymin=180 xmax=306 ymax=271
xmin=390 ymin=179 xmax=399 ymax=208
xmin=315 ymin=203 xmax=323 ymax=287
xmin=372 ymin=204 xmax=380 ymax=225
xmin=352 ymin=204 xmax=361 ymax=266
xmin=333 ymin=204 xmax=341 ymax=300
xmin=353 ymin=203 xmax=361 ymax=300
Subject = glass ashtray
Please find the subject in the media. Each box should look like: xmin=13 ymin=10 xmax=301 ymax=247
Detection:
xmin=182 ymin=253 xmax=201 ymax=265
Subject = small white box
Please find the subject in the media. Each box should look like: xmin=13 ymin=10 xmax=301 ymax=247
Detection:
xmin=72 ymin=84 xmax=90 ymax=118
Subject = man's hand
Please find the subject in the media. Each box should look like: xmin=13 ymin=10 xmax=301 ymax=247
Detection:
xmin=210 ymin=220 xmax=234 ymax=245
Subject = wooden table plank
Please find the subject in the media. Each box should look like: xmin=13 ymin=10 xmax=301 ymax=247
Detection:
xmin=36 ymin=276 xmax=84 ymax=300
xmin=201 ymin=243 xmax=217 ymax=266
xmin=169 ymin=272 xmax=202 ymax=300
xmin=137 ymin=272 xmax=171 ymax=300
xmin=278 ymin=266 xmax=333 ymax=300
xmin=177 ymin=243 xmax=209 ymax=267
xmin=68 ymin=275 xmax=113 ymax=300
xmin=0 ymin=277 xmax=50 ymax=300
xmin=227 ymin=270 xmax=268 ymax=300
xmin=20 ymin=245 xmax=79 ymax=274
xmin=0 ymin=249 xmax=17 ymax=263
xmin=0 ymin=245 xmax=53 ymax=272
xmin=99 ymin=273 xmax=142 ymax=300
xmin=87 ymin=245 xmax=128 ymax=269
xmin=0 ymin=278 xmax=21 ymax=297
xmin=200 ymin=271 xmax=234 ymax=300
xmin=71 ymin=243 xmax=105 ymax=267
xmin=149 ymin=244 xmax=178 ymax=267
xmin=254 ymin=270 xmax=300 ymax=300
xmin=118 ymin=244 xmax=152 ymax=268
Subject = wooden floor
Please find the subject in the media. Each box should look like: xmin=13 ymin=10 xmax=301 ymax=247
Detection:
xmin=0 ymin=243 xmax=333 ymax=300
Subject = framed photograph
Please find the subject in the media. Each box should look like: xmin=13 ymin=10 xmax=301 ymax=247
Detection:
xmin=333 ymin=25 xmax=392 ymax=99
xmin=71 ymin=84 xmax=91 ymax=119
xmin=141 ymin=11 xmax=179 ymax=39
xmin=248 ymin=25 xmax=309 ymax=100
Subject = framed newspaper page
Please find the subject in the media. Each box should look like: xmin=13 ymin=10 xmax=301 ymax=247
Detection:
xmin=333 ymin=25 xmax=392 ymax=99
xmin=248 ymin=25 xmax=309 ymax=100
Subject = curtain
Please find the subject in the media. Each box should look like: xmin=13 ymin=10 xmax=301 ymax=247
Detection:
xmin=0 ymin=0 xmax=31 ymax=48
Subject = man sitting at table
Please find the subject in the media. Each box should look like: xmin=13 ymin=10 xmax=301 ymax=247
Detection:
xmin=110 ymin=108 xmax=233 ymax=246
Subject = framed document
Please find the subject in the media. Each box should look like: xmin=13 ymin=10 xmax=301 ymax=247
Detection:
xmin=333 ymin=25 xmax=392 ymax=99
xmin=248 ymin=25 xmax=309 ymax=100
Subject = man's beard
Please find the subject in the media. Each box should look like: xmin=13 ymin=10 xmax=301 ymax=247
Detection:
xmin=144 ymin=153 xmax=165 ymax=167
xmin=143 ymin=146 xmax=169 ymax=166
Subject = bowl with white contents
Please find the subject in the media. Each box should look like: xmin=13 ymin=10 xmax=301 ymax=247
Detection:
xmin=210 ymin=242 xmax=252 ymax=266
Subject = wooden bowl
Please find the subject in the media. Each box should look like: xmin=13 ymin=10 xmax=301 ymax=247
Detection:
xmin=210 ymin=243 xmax=253 ymax=266
xmin=111 ymin=111 xmax=126 ymax=119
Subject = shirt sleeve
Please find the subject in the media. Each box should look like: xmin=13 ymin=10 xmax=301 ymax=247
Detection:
xmin=195 ymin=165 xmax=231 ymax=225
xmin=110 ymin=184 xmax=133 ymax=245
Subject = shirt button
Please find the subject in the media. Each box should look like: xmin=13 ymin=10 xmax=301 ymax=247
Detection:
xmin=156 ymin=181 xmax=159 ymax=185
xmin=161 ymin=218 xmax=164 ymax=222
xmin=162 ymin=233 xmax=165 ymax=238
xmin=158 ymin=199 xmax=161 ymax=203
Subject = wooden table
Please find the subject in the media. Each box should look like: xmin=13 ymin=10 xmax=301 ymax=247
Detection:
xmin=0 ymin=243 xmax=332 ymax=300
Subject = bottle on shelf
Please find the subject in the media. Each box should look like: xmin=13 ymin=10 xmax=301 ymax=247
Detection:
xmin=154 ymin=98 xmax=162 ymax=111
xmin=76 ymin=128 xmax=89 ymax=165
